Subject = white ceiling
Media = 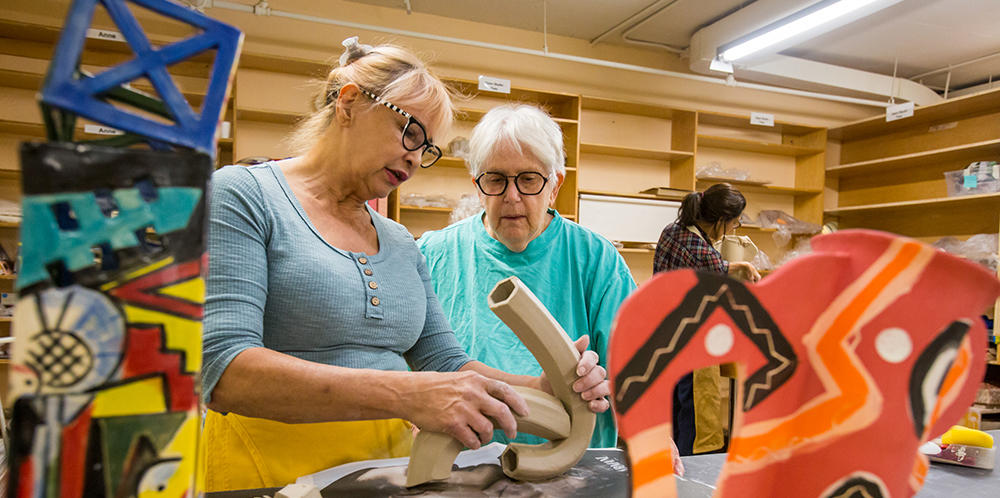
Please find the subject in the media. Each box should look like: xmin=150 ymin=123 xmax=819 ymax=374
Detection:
xmin=347 ymin=0 xmax=1000 ymax=96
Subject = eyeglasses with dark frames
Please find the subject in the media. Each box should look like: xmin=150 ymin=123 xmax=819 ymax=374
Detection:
xmin=475 ymin=171 xmax=550 ymax=196
xmin=359 ymin=88 xmax=442 ymax=168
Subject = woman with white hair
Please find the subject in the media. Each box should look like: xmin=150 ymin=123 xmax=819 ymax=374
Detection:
xmin=418 ymin=104 xmax=633 ymax=449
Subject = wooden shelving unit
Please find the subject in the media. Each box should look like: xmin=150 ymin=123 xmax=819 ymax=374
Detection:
xmin=694 ymin=110 xmax=826 ymax=265
xmin=235 ymin=108 xmax=302 ymax=125
xmin=828 ymin=138 xmax=1000 ymax=177
xmin=695 ymin=176 xmax=822 ymax=194
xmin=696 ymin=134 xmax=824 ymax=157
xmin=579 ymin=143 xmax=694 ymax=161
xmin=399 ymin=205 xmax=454 ymax=214
xmin=826 ymin=87 xmax=1000 ymax=339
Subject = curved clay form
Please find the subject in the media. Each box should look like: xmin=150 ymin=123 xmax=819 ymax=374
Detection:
xmin=405 ymin=384 xmax=571 ymax=486
xmin=489 ymin=277 xmax=596 ymax=481
xmin=406 ymin=276 xmax=594 ymax=486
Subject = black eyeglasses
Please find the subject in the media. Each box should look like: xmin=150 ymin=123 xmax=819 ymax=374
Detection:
xmin=475 ymin=171 xmax=550 ymax=196
xmin=359 ymin=88 xmax=442 ymax=168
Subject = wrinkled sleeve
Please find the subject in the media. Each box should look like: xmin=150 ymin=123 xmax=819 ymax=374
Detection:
xmin=701 ymin=247 xmax=730 ymax=274
xmin=405 ymin=235 xmax=471 ymax=372
xmin=201 ymin=167 xmax=270 ymax=403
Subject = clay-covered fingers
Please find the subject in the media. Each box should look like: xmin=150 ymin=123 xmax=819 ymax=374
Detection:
xmin=571 ymin=340 xmax=611 ymax=413
xmin=744 ymin=262 xmax=762 ymax=282
xmin=483 ymin=379 xmax=527 ymax=439
xmin=586 ymin=395 xmax=611 ymax=413
xmin=573 ymin=351 xmax=604 ymax=391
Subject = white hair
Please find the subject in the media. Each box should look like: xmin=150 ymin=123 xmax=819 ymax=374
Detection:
xmin=467 ymin=104 xmax=566 ymax=179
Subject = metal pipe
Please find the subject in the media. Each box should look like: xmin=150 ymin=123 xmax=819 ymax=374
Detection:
xmin=908 ymin=49 xmax=1000 ymax=81
xmin=620 ymin=0 xmax=687 ymax=54
xmin=210 ymin=1 xmax=890 ymax=108
xmin=543 ymin=0 xmax=548 ymax=54
xmin=589 ymin=0 xmax=674 ymax=46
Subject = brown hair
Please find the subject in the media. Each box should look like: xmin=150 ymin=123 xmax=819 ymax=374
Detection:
xmin=678 ymin=183 xmax=746 ymax=227
xmin=288 ymin=37 xmax=457 ymax=154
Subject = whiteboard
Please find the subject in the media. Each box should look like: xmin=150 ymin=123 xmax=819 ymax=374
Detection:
xmin=578 ymin=194 xmax=681 ymax=244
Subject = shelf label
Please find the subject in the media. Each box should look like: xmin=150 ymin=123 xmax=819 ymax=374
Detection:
xmin=963 ymin=175 xmax=978 ymax=189
xmin=750 ymin=112 xmax=774 ymax=127
xmin=885 ymin=101 xmax=915 ymax=122
xmin=85 ymin=28 xmax=125 ymax=42
xmin=84 ymin=124 xmax=124 ymax=136
xmin=478 ymin=75 xmax=511 ymax=94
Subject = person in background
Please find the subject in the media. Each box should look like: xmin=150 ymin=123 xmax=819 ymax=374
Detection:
xmin=202 ymin=39 xmax=608 ymax=491
xmin=417 ymin=104 xmax=631 ymax=449
xmin=653 ymin=182 xmax=761 ymax=456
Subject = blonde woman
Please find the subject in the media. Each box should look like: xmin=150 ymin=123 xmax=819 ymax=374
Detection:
xmin=201 ymin=39 xmax=608 ymax=490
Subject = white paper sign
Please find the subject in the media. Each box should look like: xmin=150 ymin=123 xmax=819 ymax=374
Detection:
xmin=886 ymin=101 xmax=915 ymax=122
xmin=478 ymin=75 xmax=511 ymax=94
xmin=85 ymin=28 xmax=125 ymax=42
xmin=84 ymin=124 xmax=124 ymax=136
xmin=750 ymin=112 xmax=774 ymax=127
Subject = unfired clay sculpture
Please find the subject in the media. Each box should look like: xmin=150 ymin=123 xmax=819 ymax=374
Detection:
xmin=719 ymin=234 xmax=759 ymax=263
xmin=406 ymin=277 xmax=595 ymax=485
xmin=405 ymin=385 xmax=571 ymax=486
xmin=608 ymin=230 xmax=1000 ymax=498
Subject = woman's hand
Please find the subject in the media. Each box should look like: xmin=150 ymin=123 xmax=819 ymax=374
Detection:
xmin=730 ymin=261 xmax=762 ymax=282
xmin=670 ymin=436 xmax=685 ymax=476
xmin=401 ymin=370 xmax=528 ymax=450
xmin=540 ymin=336 xmax=611 ymax=413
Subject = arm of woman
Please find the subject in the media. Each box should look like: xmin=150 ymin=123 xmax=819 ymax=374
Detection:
xmin=211 ymin=347 xmax=527 ymax=450
xmin=203 ymin=169 xmax=525 ymax=448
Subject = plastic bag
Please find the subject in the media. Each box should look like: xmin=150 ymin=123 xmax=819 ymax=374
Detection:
xmin=777 ymin=237 xmax=813 ymax=266
xmin=448 ymin=193 xmax=482 ymax=224
xmin=696 ymin=161 xmax=751 ymax=181
xmin=757 ymin=210 xmax=821 ymax=248
xmin=446 ymin=136 xmax=470 ymax=159
xmin=932 ymin=233 xmax=998 ymax=272
xmin=401 ymin=193 xmax=453 ymax=209
xmin=751 ymin=248 xmax=773 ymax=271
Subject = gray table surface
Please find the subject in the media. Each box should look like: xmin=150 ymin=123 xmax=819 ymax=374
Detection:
xmin=208 ymin=431 xmax=998 ymax=497
xmin=678 ymin=430 xmax=1000 ymax=497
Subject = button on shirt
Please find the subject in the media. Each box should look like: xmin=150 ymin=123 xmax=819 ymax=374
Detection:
xmin=202 ymin=163 xmax=470 ymax=402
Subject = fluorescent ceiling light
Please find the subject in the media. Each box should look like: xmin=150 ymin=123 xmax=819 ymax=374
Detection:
xmin=720 ymin=0 xmax=889 ymax=62
xmin=709 ymin=57 xmax=734 ymax=74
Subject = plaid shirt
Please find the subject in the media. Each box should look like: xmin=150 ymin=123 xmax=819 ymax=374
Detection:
xmin=653 ymin=221 xmax=729 ymax=275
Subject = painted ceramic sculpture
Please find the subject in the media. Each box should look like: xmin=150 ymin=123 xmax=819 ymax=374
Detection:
xmin=9 ymin=1 xmax=241 ymax=496
xmin=10 ymin=143 xmax=212 ymax=497
xmin=40 ymin=0 xmax=242 ymax=153
xmin=608 ymin=229 xmax=1000 ymax=498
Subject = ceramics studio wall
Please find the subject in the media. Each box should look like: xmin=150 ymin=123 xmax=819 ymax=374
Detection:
xmin=0 ymin=0 xmax=879 ymax=285
xmin=2 ymin=0 xmax=878 ymax=126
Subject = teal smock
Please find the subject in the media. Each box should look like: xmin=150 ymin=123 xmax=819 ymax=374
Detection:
xmin=417 ymin=209 xmax=636 ymax=448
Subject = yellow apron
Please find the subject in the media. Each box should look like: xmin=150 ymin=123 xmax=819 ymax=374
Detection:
xmin=203 ymin=410 xmax=413 ymax=491
xmin=692 ymin=365 xmax=725 ymax=454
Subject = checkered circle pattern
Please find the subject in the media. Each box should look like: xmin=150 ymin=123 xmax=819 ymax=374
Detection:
xmin=27 ymin=331 xmax=93 ymax=388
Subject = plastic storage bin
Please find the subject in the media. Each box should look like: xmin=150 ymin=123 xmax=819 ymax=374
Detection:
xmin=944 ymin=161 xmax=1000 ymax=197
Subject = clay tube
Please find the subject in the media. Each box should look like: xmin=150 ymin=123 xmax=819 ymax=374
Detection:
xmin=488 ymin=276 xmax=596 ymax=481
xmin=405 ymin=385 xmax=572 ymax=486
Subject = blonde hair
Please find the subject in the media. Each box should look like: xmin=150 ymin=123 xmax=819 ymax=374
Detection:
xmin=289 ymin=37 xmax=456 ymax=154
